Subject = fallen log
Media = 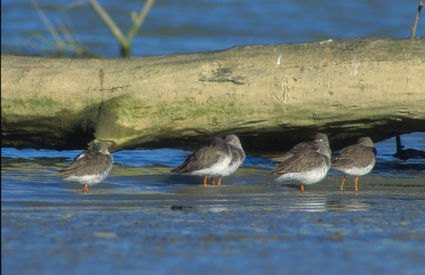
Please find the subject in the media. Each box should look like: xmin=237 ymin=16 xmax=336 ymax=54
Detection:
xmin=2 ymin=38 xmax=425 ymax=156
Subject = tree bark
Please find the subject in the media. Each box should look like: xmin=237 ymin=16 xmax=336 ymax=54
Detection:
xmin=2 ymin=38 xmax=425 ymax=156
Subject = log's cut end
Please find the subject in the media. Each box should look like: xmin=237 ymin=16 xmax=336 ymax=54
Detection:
xmin=1 ymin=38 xmax=425 ymax=156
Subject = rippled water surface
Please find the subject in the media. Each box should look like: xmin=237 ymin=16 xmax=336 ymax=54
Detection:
xmin=2 ymin=133 xmax=425 ymax=275
xmin=2 ymin=0 xmax=424 ymax=57
xmin=2 ymin=0 xmax=425 ymax=273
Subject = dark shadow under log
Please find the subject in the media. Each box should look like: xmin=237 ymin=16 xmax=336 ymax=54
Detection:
xmin=2 ymin=38 xmax=425 ymax=156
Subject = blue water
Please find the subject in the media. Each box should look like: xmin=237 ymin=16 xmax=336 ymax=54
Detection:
xmin=2 ymin=0 xmax=424 ymax=57
xmin=2 ymin=134 xmax=425 ymax=275
xmin=2 ymin=133 xmax=425 ymax=177
xmin=2 ymin=1 xmax=425 ymax=274
xmin=3 ymin=133 xmax=425 ymax=275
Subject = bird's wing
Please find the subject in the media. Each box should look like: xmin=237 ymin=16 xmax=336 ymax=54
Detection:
xmin=172 ymin=146 xmax=222 ymax=173
xmin=270 ymin=142 xmax=311 ymax=163
xmin=273 ymin=151 xmax=326 ymax=174
xmin=332 ymin=145 xmax=375 ymax=169
xmin=60 ymin=151 xmax=112 ymax=177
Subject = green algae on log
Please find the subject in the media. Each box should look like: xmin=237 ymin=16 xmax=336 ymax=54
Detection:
xmin=1 ymin=38 xmax=425 ymax=156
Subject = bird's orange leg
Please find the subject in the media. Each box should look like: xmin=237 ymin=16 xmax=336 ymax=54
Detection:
xmin=301 ymin=184 xmax=304 ymax=193
xmin=217 ymin=176 xmax=222 ymax=186
xmin=203 ymin=175 xmax=208 ymax=187
xmin=211 ymin=177 xmax=216 ymax=185
xmin=354 ymin=176 xmax=359 ymax=192
xmin=340 ymin=175 xmax=346 ymax=191
xmin=83 ymin=184 xmax=88 ymax=193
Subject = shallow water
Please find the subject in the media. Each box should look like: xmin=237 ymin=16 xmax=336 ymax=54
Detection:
xmin=2 ymin=1 xmax=425 ymax=273
xmin=2 ymin=133 xmax=425 ymax=275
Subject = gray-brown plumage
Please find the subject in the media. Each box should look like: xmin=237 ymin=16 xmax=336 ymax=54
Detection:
xmin=273 ymin=133 xmax=330 ymax=163
xmin=332 ymin=137 xmax=376 ymax=192
xmin=171 ymin=137 xmax=232 ymax=186
xmin=60 ymin=142 xmax=113 ymax=193
xmin=223 ymin=134 xmax=245 ymax=176
xmin=273 ymin=142 xmax=331 ymax=192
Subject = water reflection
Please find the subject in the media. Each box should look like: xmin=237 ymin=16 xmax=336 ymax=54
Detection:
xmin=3 ymin=157 xmax=425 ymax=275
xmin=272 ymin=194 xmax=369 ymax=212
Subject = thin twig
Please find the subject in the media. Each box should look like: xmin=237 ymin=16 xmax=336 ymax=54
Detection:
xmin=57 ymin=20 xmax=84 ymax=54
xmin=86 ymin=0 xmax=155 ymax=57
xmin=127 ymin=0 xmax=155 ymax=41
xmin=87 ymin=0 xmax=127 ymax=46
xmin=410 ymin=0 xmax=425 ymax=39
xmin=30 ymin=1 xmax=93 ymax=56
xmin=32 ymin=0 xmax=66 ymax=47
xmin=64 ymin=0 xmax=155 ymax=57
xmin=58 ymin=20 xmax=75 ymax=44
xmin=20 ymin=34 xmax=52 ymax=52
xmin=63 ymin=0 xmax=87 ymax=12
